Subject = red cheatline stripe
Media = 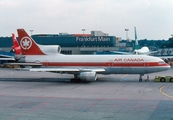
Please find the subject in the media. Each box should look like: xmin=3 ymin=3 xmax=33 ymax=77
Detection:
xmin=41 ymin=62 xmax=168 ymax=67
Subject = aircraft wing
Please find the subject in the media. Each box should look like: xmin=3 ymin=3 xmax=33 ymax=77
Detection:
xmin=29 ymin=67 xmax=105 ymax=73
xmin=111 ymin=50 xmax=158 ymax=55
xmin=0 ymin=54 xmax=15 ymax=61
xmin=111 ymin=51 xmax=132 ymax=55
xmin=157 ymin=56 xmax=173 ymax=59
xmin=144 ymin=51 xmax=158 ymax=55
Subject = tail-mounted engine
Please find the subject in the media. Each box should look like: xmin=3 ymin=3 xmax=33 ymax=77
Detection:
xmin=11 ymin=33 xmax=22 ymax=61
xmin=38 ymin=45 xmax=61 ymax=54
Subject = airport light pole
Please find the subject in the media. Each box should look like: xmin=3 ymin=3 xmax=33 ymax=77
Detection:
xmin=125 ymin=29 xmax=129 ymax=40
xmin=81 ymin=29 xmax=86 ymax=47
xmin=171 ymin=34 xmax=173 ymax=38
xmin=30 ymin=30 xmax=33 ymax=36
xmin=82 ymin=28 xmax=86 ymax=35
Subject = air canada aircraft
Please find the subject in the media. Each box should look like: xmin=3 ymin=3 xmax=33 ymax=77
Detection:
xmin=9 ymin=29 xmax=170 ymax=82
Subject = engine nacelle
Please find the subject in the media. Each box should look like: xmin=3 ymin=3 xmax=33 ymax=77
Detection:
xmin=11 ymin=46 xmax=21 ymax=55
xmin=14 ymin=55 xmax=23 ymax=61
xmin=77 ymin=72 xmax=97 ymax=81
xmin=11 ymin=45 xmax=22 ymax=61
xmin=38 ymin=44 xmax=61 ymax=55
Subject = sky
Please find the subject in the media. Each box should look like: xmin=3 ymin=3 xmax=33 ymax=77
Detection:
xmin=0 ymin=0 xmax=173 ymax=40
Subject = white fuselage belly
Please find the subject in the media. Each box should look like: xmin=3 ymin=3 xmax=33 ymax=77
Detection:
xmin=24 ymin=54 xmax=170 ymax=74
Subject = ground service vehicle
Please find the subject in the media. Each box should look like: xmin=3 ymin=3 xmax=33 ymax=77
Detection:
xmin=154 ymin=76 xmax=173 ymax=82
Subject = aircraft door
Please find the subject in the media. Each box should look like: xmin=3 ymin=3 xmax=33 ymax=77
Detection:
xmin=144 ymin=61 xmax=148 ymax=73
xmin=44 ymin=60 xmax=48 ymax=67
xmin=109 ymin=60 xmax=113 ymax=67
xmin=109 ymin=60 xmax=123 ymax=74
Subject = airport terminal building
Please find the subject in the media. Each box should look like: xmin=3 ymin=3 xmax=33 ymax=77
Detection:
xmin=0 ymin=30 xmax=173 ymax=56
xmin=0 ymin=30 xmax=131 ymax=55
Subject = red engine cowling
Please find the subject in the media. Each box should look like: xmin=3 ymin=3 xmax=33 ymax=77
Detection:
xmin=38 ymin=45 xmax=61 ymax=55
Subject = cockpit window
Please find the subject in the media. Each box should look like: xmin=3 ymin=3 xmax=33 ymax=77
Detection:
xmin=159 ymin=61 xmax=165 ymax=64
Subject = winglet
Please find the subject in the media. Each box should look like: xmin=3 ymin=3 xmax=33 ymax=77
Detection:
xmin=17 ymin=29 xmax=45 ymax=55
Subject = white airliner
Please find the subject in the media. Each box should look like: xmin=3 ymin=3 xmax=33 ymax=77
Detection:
xmin=10 ymin=29 xmax=170 ymax=82
xmin=112 ymin=27 xmax=172 ymax=63
xmin=112 ymin=46 xmax=151 ymax=55
xmin=113 ymin=27 xmax=157 ymax=55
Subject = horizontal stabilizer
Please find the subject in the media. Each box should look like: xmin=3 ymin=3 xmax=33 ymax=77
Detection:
xmin=0 ymin=54 xmax=15 ymax=61
xmin=0 ymin=58 xmax=15 ymax=60
xmin=3 ymin=62 xmax=42 ymax=66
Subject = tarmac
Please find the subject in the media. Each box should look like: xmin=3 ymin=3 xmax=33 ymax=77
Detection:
xmin=0 ymin=68 xmax=173 ymax=120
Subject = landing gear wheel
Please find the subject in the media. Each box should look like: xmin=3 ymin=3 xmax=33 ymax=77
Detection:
xmin=70 ymin=78 xmax=81 ymax=83
xmin=139 ymin=78 xmax=142 ymax=82
xmin=70 ymin=78 xmax=75 ymax=83
xmin=170 ymin=78 xmax=173 ymax=82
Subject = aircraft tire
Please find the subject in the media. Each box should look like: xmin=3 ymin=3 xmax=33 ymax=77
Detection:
xmin=170 ymin=78 xmax=173 ymax=82
xmin=70 ymin=78 xmax=81 ymax=83
xmin=70 ymin=78 xmax=75 ymax=83
xmin=139 ymin=79 xmax=142 ymax=82
xmin=160 ymin=77 xmax=165 ymax=82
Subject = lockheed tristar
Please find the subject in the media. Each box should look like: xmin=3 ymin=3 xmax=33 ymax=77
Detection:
xmin=9 ymin=29 xmax=170 ymax=82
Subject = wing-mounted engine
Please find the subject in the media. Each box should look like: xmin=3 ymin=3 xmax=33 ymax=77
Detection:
xmin=38 ymin=44 xmax=61 ymax=54
xmin=77 ymin=72 xmax=97 ymax=81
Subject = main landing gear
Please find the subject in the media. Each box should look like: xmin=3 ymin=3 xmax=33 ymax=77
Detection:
xmin=139 ymin=74 xmax=144 ymax=82
xmin=70 ymin=74 xmax=81 ymax=83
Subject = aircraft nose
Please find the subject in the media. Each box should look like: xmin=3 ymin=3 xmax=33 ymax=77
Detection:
xmin=165 ymin=63 xmax=171 ymax=69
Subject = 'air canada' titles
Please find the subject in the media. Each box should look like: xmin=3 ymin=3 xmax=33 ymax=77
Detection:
xmin=114 ymin=58 xmax=144 ymax=62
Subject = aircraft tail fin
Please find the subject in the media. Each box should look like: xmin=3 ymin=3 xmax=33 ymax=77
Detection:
xmin=11 ymin=33 xmax=21 ymax=55
xmin=134 ymin=26 xmax=139 ymax=50
xmin=17 ymin=29 xmax=45 ymax=55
